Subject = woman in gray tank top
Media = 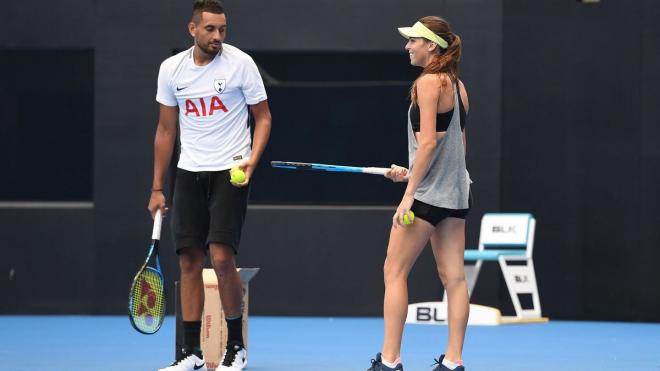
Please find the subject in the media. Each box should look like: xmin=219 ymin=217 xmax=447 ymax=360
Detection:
xmin=367 ymin=16 xmax=470 ymax=371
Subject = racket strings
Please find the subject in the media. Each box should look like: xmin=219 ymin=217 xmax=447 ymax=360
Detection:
xmin=130 ymin=268 xmax=165 ymax=333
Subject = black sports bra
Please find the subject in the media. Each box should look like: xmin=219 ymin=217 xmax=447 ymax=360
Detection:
xmin=410 ymin=84 xmax=467 ymax=132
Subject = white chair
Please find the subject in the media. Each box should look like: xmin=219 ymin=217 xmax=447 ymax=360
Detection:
xmin=444 ymin=213 xmax=542 ymax=319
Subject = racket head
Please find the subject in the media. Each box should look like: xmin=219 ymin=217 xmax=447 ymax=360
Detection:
xmin=128 ymin=265 xmax=165 ymax=334
xmin=270 ymin=161 xmax=313 ymax=170
xmin=270 ymin=161 xmax=364 ymax=173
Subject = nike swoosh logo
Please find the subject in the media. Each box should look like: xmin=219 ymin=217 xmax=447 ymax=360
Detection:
xmin=193 ymin=363 xmax=205 ymax=370
xmin=176 ymin=86 xmax=188 ymax=91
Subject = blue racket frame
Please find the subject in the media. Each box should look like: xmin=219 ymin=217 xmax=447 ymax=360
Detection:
xmin=271 ymin=161 xmax=389 ymax=175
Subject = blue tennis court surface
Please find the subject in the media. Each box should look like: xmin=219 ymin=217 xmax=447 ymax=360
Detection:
xmin=1 ymin=316 xmax=658 ymax=371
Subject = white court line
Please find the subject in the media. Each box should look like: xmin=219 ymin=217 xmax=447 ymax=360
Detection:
xmin=0 ymin=202 xmax=94 ymax=209
xmin=248 ymin=204 xmax=395 ymax=211
xmin=0 ymin=203 xmax=391 ymax=211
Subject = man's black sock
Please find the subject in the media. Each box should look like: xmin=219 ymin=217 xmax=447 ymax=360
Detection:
xmin=225 ymin=316 xmax=244 ymax=346
xmin=183 ymin=320 xmax=203 ymax=356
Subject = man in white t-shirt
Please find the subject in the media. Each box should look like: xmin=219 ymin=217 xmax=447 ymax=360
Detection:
xmin=147 ymin=1 xmax=271 ymax=370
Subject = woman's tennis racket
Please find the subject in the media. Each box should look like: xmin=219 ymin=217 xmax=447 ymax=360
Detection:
xmin=128 ymin=209 xmax=165 ymax=334
xmin=271 ymin=161 xmax=390 ymax=175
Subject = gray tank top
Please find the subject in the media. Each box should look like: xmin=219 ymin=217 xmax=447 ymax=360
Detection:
xmin=407 ymin=82 xmax=471 ymax=210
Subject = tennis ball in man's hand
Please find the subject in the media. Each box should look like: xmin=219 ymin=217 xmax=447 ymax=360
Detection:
xmin=403 ymin=210 xmax=415 ymax=225
xmin=230 ymin=167 xmax=246 ymax=183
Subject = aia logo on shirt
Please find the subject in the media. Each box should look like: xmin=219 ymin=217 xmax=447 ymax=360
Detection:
xmin=184 ymin=96 xmax=228 ymax=117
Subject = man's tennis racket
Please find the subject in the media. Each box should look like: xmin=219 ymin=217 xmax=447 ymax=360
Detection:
xmin=271 ymin=161 xmax=390 ymax=175
xmin=128 ymin=209 xmax=166 ymax=334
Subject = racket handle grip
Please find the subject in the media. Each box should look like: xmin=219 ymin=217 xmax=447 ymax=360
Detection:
xmin=152 ymin=209 xmax=163 ymax=240
xmin=363 ymin=167 xmax=390 ymax=175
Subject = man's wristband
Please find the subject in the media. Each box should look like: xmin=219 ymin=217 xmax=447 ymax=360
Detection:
xmin=151 ymin=188 xmax=163 ymax=192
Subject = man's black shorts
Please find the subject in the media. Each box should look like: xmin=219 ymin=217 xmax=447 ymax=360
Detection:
xmin=172 ymin=168 xmax=249 ymax=254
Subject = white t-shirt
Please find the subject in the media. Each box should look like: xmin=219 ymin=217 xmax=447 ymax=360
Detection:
xmin=156 ymin=44 xmax=267 ymax=172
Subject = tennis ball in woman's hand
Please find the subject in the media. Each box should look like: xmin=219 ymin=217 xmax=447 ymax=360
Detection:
xmin=230 ymin=167 xmax=246 ymax=183
xmin=403 ymin=210 xmax=415 ymax=225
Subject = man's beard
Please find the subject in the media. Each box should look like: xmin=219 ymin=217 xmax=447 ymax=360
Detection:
xmin=196 ymin=41 xmax=222 ymax=56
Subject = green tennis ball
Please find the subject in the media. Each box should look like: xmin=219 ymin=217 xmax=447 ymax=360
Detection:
xmin=230 ymin=167 xmax=246 ymax=183
xmin=403 ymin=210 xmax=415 ymax=225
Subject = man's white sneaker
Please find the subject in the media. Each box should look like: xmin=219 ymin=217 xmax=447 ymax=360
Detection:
xmin=218 ymin=342 xmax=247 ymax=370
xmin=158 ymin=351 xmax=207 ymax=371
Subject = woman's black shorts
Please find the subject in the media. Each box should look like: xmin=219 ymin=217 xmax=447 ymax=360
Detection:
xmin=410 ymin=194 xmax=472 ymax=227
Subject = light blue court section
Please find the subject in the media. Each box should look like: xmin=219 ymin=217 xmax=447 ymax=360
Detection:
xmin=1 ymin=316 xmax=659 ymax=371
